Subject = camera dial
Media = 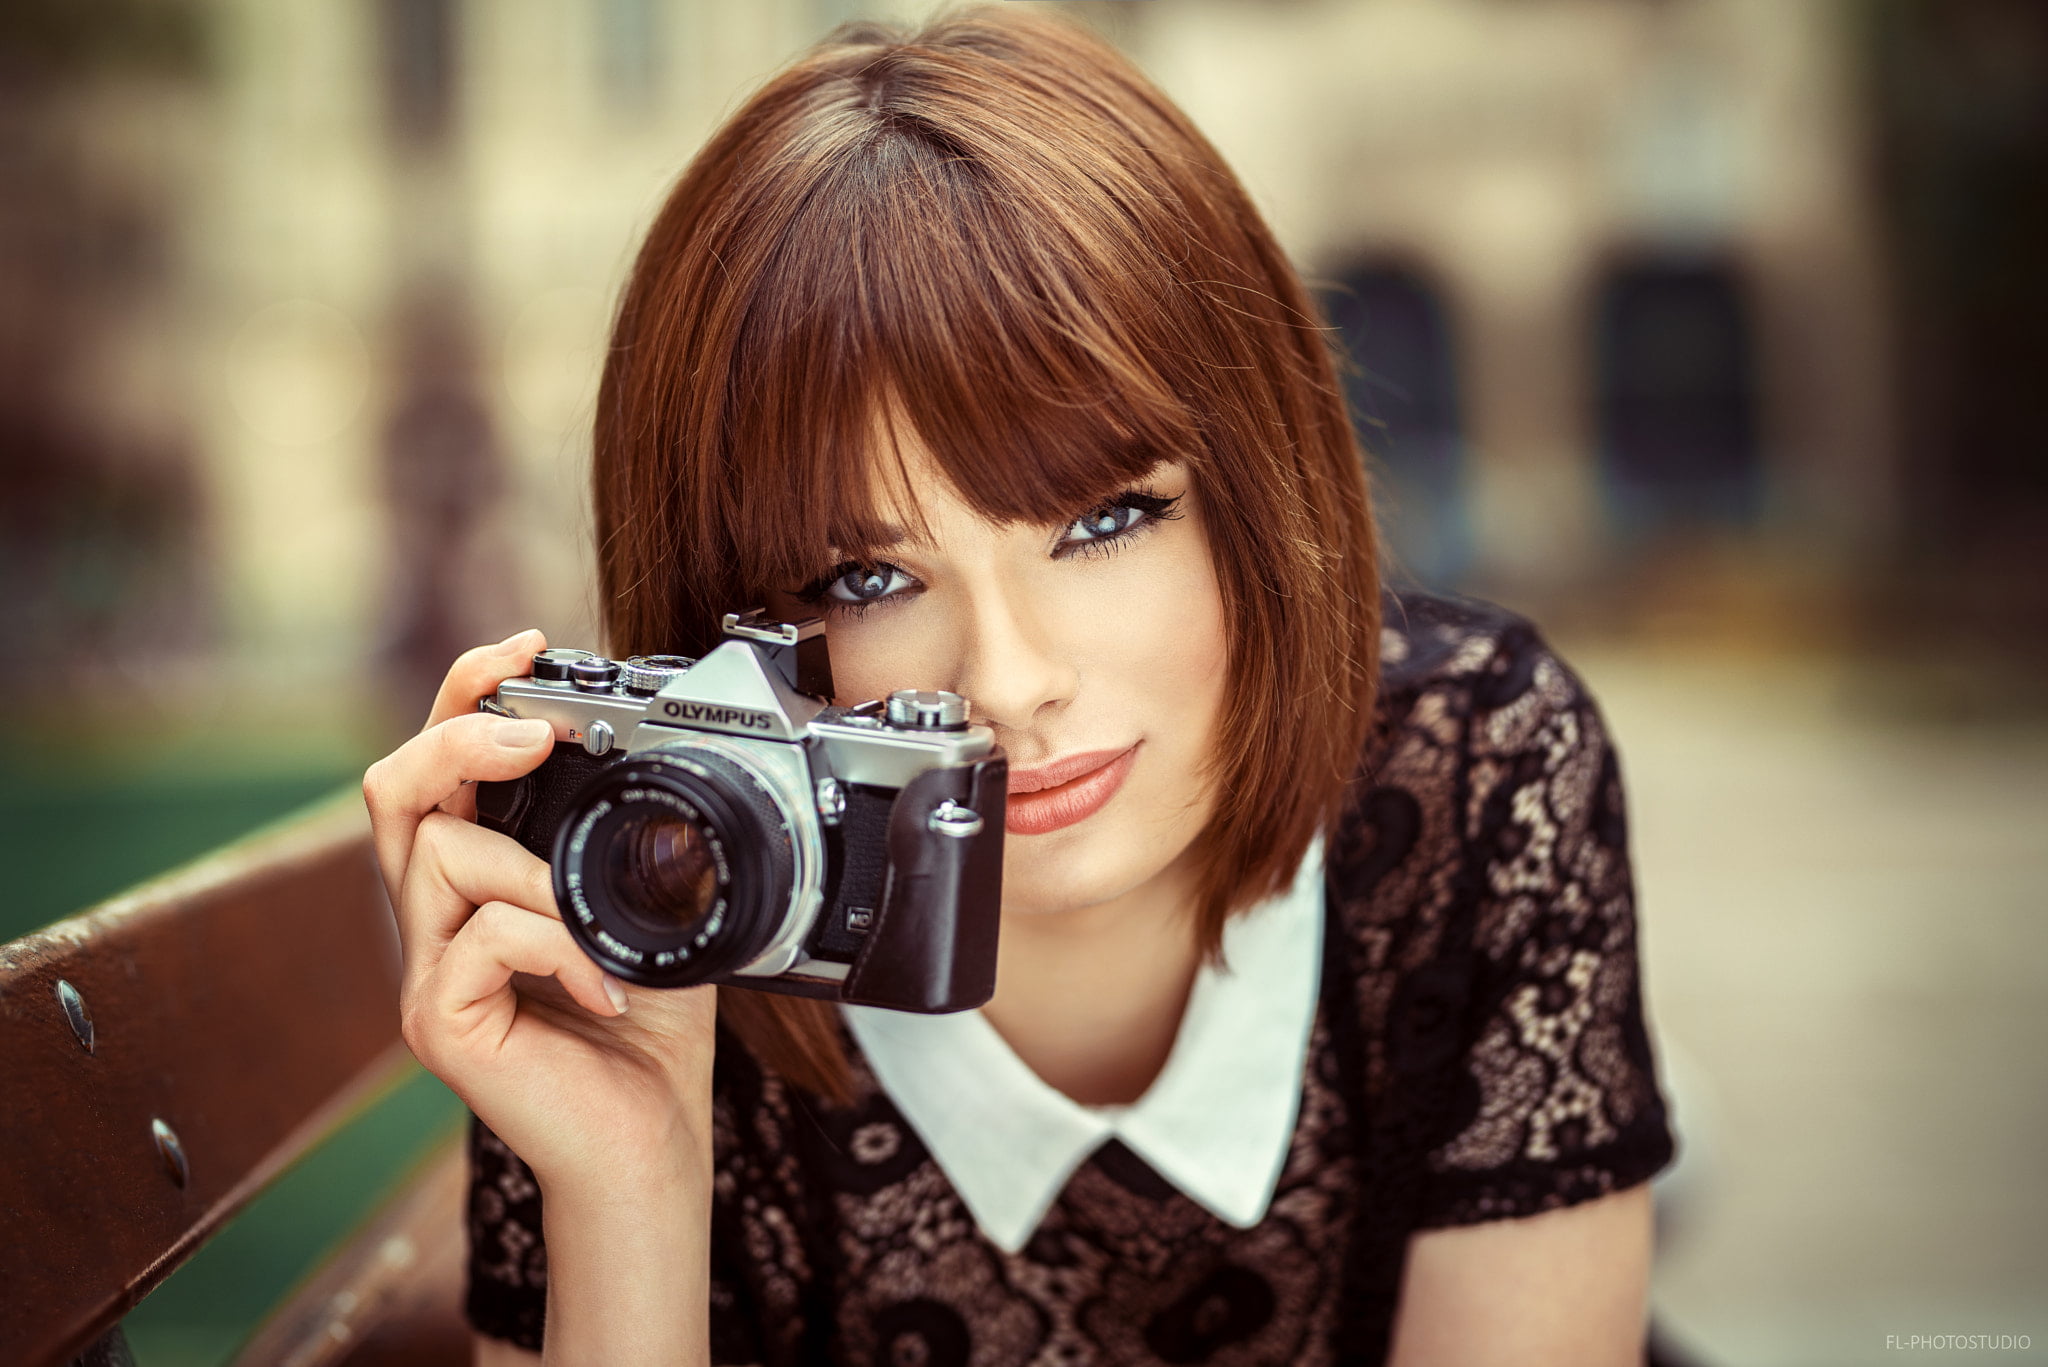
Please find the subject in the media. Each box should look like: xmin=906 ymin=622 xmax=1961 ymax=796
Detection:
xmin=622 ymin=654 xmax=694 ymax=694
xmin=530 ymin=648 xmax=595 ymax=681
xmin=885 ymin=689 xmax=969 ymax=731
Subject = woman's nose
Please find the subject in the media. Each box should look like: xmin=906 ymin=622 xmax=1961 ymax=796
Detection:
xmin=947 ymin=581 xmax=1078 ymax=731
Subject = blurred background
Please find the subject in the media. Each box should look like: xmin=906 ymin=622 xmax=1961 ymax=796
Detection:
xmin=1 ymin=0 xmax=2042 ymax=1363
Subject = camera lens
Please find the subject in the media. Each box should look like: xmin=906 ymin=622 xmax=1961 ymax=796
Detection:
xmin=551 ymin=747 xmax=796 ymax=987
xmin=604 ymin=808 xmax=721 ymax=936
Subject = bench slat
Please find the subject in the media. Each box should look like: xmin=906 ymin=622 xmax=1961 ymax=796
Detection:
xmin=0 ymin=795 xmax=406 ymax=1367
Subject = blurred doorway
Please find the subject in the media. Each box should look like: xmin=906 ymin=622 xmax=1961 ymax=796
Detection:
xmin=1592 ymin=258 xmax=1763 ymax=544
xmin=1322 ymin=262 xmax=1472 ymax=590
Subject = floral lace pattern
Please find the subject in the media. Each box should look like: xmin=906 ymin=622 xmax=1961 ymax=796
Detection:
xmin=463 ymin=589 xmax=1677 ymax=1364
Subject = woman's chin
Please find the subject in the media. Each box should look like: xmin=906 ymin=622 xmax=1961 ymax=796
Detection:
xmin=997 ymin=821 xmax=1179 ymax=920
xmin=997 ymin=847 xmax=1106 ymax=919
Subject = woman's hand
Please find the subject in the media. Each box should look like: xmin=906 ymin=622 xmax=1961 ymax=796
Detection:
xmin=361 ymin=629 xmax=720 ymax=1193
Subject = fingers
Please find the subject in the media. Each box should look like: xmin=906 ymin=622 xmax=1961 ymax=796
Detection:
xmin=425 ymin=628 xmax=548 ymax=733
xmin=424 ymin=901 xmax=627 ymax=1055
xmin=362 ymin=626 xmax=550 ymax=902
xmin=394 ymin=810 xmax=558 ymax=965
xmin=364 ymin=710 xmax=557 ymax=903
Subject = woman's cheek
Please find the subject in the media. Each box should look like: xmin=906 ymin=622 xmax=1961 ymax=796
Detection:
xmin=823 ymin=603 xmax=956 ymax=705
xmin=825 ymin=623 xmax=914 ymax=705
xmin=1085 ymin=538 xmax=1227 ymax=695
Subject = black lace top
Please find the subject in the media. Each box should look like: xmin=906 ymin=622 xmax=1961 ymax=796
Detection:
xmin=463 ymin=590 xmax=1678 ymax=1364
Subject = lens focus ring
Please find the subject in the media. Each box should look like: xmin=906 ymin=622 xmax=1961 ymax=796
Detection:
xmin=550 ymin=746 xmax=795 ymax=988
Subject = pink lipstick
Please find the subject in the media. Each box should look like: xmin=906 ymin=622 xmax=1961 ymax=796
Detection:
xmin=1005 ymin=743 xmax=1139 ymax=837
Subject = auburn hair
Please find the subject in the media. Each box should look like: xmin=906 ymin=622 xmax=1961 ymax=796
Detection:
xmin=591 ymin=5 xmax=1381 ymax=1101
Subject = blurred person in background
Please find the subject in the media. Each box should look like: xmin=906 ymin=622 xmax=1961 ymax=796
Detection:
xmin=361 ymin=7 xmax=1677 ymax=1364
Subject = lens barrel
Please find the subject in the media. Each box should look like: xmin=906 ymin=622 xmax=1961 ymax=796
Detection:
xmin=549 ymin=746 xmax=795 ymax=987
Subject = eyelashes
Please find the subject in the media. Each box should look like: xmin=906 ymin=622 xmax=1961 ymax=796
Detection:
xmin=792 ymin=486 xmax=1184 ymax=619
xmin=1056 ymin=490 xmax=1182 ymax=559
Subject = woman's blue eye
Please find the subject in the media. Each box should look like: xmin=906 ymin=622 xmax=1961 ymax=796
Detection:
xmin=826 ymin=563 xmax=914 ymax=604
xmin=1066 ymin=504 xmax=1145 ymax=542
xmin=1057 ymin=490 xmax=1181 ymax=554
xmin=791 ymin=559 xmax=920 ymax=617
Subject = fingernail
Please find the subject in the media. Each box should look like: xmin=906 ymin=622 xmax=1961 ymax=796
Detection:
xmin=496 ymin=627 xmax=541 ymax=651
xmin=493 ymin=718 xmax=552 ymax=748
xmin=603 ymin=975 xmax=630 ymax=1015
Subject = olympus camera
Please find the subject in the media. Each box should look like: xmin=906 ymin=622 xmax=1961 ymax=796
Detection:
xmin=474 ymin=611 xmax=1006 ymax=1013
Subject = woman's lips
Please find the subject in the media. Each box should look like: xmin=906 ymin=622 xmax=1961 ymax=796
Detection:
xmin=1005 ymin=743 xmax=1140 ymax=837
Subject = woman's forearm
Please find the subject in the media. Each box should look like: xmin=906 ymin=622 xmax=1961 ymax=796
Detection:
xmin=537 ymin=1146 xmax=715 ymax=1367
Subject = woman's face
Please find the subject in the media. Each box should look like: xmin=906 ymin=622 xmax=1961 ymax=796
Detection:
xmin=766 ymin=433 xmax=1231 ymax=918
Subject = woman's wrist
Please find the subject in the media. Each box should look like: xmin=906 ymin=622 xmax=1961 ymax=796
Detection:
xmin=538 ymin=1146 xmax=714 ymax=1367
xmin=521 ymin=1037 xmax=718 ymax=1198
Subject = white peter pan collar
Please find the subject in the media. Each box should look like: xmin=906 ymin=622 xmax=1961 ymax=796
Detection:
xmin=841 ymin=835 xmax=1326 ymax=1255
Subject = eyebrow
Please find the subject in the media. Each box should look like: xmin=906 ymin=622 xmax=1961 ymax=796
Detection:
xmin=827 ymin=520 xmax=909 ymax=557
xmin=863 ymin=522 xmax=911 ymax=553
xmin=822 ymin=521 xmax=916 ymax=564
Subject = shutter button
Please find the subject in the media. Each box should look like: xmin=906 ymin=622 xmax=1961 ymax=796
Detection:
xmin=884 ymin=689 xmax=969 ymax=731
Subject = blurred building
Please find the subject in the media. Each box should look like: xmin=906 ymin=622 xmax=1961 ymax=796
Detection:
xmin=0 ymin=6 xmax=216 ymax=707
xmin=1 ymin=0 xmax=2041 ymax=729
xmin=3 ymin=0 xmax=849 ymax=733
xmin=1119 ymin=0 xmax=1902 ymax=640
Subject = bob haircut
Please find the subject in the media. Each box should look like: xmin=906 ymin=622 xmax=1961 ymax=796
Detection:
xmin=592 ymin=5 xmax=1381 ymax=1100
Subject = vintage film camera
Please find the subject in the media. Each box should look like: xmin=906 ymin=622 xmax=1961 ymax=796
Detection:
xmin=475 ymin=611 xmax=1006 ymax=1013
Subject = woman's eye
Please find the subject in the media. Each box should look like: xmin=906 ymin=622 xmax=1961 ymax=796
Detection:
xmin=1057 ymin=490 xmax=1181 ymax=554
xmin=1066 ymin=504 xmax=1146 ymax=543
xmin=824 ymin=563 xmax=915 ymax=605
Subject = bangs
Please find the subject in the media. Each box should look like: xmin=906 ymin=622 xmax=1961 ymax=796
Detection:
xmin=718 ymin=118 xmax=1211 ymax=591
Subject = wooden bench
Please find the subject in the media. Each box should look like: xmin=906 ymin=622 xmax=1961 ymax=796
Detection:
xmin=0 ymin=794 xmax=471 ymax=1367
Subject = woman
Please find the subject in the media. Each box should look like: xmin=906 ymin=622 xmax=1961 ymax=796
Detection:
xmin=361 ymin=8 xmax=1676 ymax=1364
